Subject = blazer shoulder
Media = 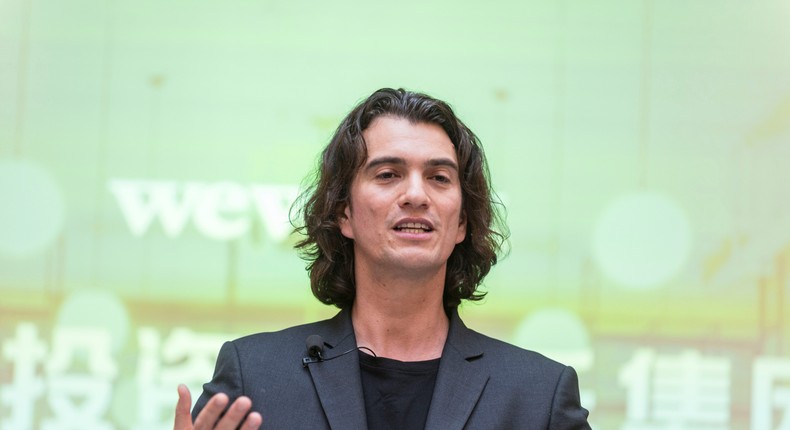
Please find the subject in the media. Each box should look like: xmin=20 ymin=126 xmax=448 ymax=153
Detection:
xmin=462 ymin=326 xmax=570 ymax=375
xmin=229 ymin=310 xmax=349 ymax=358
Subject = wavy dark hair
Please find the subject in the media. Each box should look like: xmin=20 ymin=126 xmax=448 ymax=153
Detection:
xmin=292 ymin=88 xmax=507 ymax=309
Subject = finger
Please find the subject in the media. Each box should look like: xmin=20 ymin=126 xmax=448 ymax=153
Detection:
xmin=242 ymin=411 xmax=263 ymax=430
xmin=214 ymin=396 xmax=254 ymax=430
xmin=193 ymin=392 xmax=229 ymax=430
xmin=174 ymin=384 xmax=193 ymax=430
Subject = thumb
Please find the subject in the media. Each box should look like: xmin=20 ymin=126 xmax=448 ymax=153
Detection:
xmin=174 ymin=384 xmax=194 ymax=430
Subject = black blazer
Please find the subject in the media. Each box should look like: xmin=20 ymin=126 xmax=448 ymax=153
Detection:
xmin=193 ymin=308 xmax=591 ymax=429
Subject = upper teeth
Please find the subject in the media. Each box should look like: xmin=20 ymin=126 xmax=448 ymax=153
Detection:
xmin=399 ymin=222 xmax=430 ymax=230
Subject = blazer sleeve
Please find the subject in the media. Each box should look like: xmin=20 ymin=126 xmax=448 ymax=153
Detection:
xmin=548 ymin=366 xmax=591 ymax=430
xmin=191 ymin=341 xmax=245 ymax=421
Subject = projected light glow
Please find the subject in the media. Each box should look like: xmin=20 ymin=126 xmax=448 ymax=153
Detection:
xmin=592 ymin=192 xmax=692 ymax=290
xmin=0 ymin=160 xmax=64 ymax=258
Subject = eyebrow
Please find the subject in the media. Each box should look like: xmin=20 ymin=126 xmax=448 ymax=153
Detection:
xmin=363 ymin=156 xmax=459 ymax=172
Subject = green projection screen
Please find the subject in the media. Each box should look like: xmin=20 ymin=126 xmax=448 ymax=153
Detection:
xmin=1 ymin=1 xmax=789 ymax=429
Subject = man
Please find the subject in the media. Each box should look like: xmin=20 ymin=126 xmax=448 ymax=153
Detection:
xmin=174 ymin=88 xmax=591 ymax=429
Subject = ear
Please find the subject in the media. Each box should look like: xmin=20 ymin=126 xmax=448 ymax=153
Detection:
xmin=339 ymin=204 xmax=354 ymax=240
xmin=455 ymin=210 xmax=467 ymax=244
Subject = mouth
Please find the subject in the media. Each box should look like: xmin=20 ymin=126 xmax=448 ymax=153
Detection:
xmin=394 ymin=222 xmax=433 ymax=234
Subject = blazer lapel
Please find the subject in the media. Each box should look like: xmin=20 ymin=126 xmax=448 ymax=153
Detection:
xmin=306 ymin=309 xmax=368 ymax=430
xmin=424 ymin=309 xmax=489 ymax=430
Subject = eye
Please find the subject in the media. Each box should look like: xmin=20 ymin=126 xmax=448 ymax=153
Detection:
xmin=375 ymin=171 xmax=398 ymax=180
xmin=432 ymin=174 xmax=452 ymax=184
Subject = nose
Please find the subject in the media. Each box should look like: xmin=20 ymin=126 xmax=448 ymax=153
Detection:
xmin=399 ymin=174 xmax=430 ymax=208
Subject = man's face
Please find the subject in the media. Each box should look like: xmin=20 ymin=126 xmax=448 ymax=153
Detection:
xmin=339 ymin=116 xmax=467 ymax=277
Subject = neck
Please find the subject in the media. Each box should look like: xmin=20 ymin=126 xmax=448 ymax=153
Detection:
xmin=351 ymin=265 xmax=449 ymax=362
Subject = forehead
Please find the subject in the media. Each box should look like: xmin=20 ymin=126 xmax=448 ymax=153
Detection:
xmin=361 ymin=116 xmax=456 ymax=162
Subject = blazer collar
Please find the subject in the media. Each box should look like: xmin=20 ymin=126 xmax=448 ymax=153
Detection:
xmin=306 ymin=307 xmax=489 ymax=430
xmin=424 ymin=307 xmax=490 ymax=430
xmin=305 ymin=308 xmax=367 ymax=430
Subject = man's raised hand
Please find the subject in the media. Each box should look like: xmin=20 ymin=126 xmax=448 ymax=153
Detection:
xmin=174 ymin=384 xmax=262 ymax=430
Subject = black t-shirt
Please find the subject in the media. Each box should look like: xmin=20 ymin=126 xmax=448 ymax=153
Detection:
xmin=359 ymin=351 xmax=440 ymax=430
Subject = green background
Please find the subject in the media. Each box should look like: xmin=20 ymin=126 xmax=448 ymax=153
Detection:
xmin=1 ymin=0 xmax=789 ymax=428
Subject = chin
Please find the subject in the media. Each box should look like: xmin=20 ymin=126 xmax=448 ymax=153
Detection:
xmin=394 ymin=255 xmax=448 ymax=272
